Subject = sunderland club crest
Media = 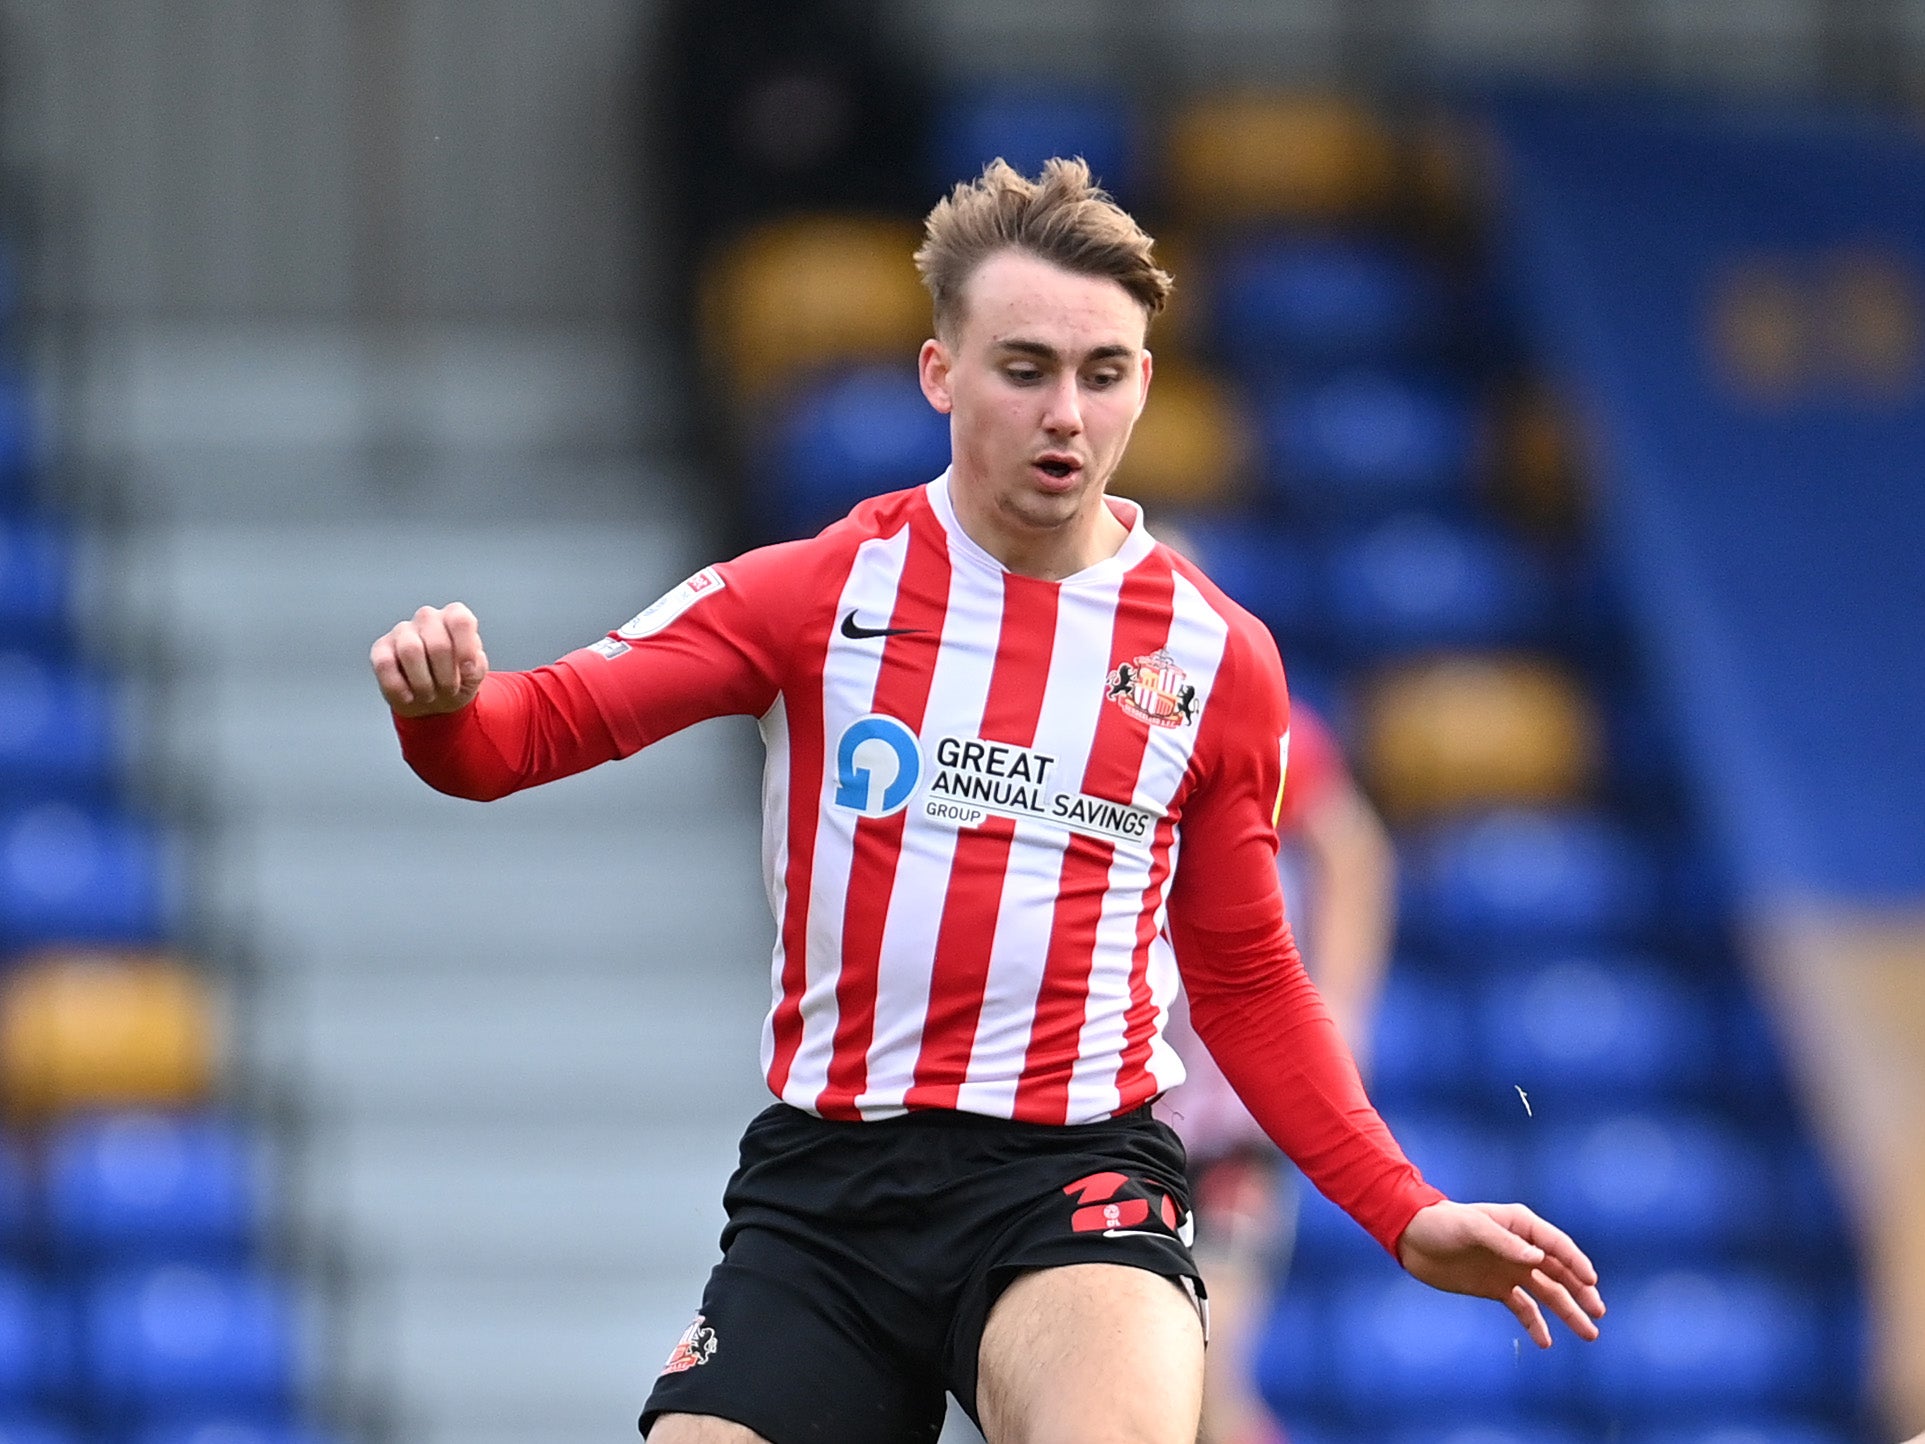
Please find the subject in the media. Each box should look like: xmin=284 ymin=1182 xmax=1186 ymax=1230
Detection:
xmin=1105 ymin=649 xmax=1198 ymax=729
xmin=660 ymin=1314 xmax=718 ymax=1374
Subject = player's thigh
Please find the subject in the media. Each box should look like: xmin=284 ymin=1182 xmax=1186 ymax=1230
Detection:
xmin=647 ymin=1414 xmax=770 ymax=1444
xmin=975 ymin=1262 xmax=1205 ymax=1444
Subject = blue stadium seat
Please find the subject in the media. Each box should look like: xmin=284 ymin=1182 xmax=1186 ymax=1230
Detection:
xmin=1209 ymin=237 xmax=1453 ymax=370
xmin=0 ymin=376 xmax=35 ymax=504
xmin=1322 ymin=516 xmax=1555 ymax=655
xmin=1367 ymin=965 xmax=1476 ymax=1106
xmin=1255 ymin=373 xmax=1480 ymax=516
xmin=1388 ymin=1422 xmax=1589 ymax=1444
xmin=1525 ymin=1111 xmax=1775 ymax=1254
xmin=1328 ymin=1272 xmax=1577 ymax=1416
xmin=0 ymin=1139 xmax=27 ymax=1258
xmin=83 ymin=1265 xmax=298 ymax=1415
xmin=0 ymin=654 xmax=118 ymax=804
xmin=132 ymin=1423 xmax=336 ymax=1444
xmin=1584 ymin=1271 xmax=1839 ymax=1413
xmin=1472 ymin=955 xmax=1718 ymax=1101
xmin=1398 ymin=809 xmax=1661 ymax=948
xmin=0 ymin=521 xmax=69 ymax=654
xmin=0 ymin=1420 xmax=77 ymax=1444
xmin=1250 ymin=1285 xmax=1328 ymax=1412
xmin=1373 ymin=1109 xmax=1521 ymax=1203
xmin=759 ymin=364 xmax=950 ymax=537
xmin=928 ymin=85 xmax=1138 ymax=200
xmin=0 ymin=1272 xmax=53 ymax=1401
xmin=1166 ymin=517 xmax=1319 ymax=638
xmin=45 ymin=1113 xmax=259 ymax=1261
xmin=1627 ymin=1421 xmax=1855 ymax=1444
xmin=0 ymin=804 xmax=173 ymax=947
xmin=1288 ymin=1174 xmax=1393 ymax=1280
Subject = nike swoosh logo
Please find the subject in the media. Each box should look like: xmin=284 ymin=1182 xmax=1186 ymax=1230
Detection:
xmin=1101 ymin=1228 xmax=1170 ymax=1240
xmin=841 ymin=611 xmax=923 ymax=640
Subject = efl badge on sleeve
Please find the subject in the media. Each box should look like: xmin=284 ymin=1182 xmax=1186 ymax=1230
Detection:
xmin=1104 ymin=649 xmax=1198 ymax=729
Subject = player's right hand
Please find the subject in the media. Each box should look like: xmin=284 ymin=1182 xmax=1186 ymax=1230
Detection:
xmin=371 ymin=602 xmax=489 ymax=717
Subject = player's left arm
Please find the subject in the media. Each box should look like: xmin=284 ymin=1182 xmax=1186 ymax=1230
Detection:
xmin=1167 ymin=623 xmax=1604 ymax=1345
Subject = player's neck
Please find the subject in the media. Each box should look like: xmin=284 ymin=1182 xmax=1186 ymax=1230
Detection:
xmin=950 ymin=489 xmax=1132 ymax=582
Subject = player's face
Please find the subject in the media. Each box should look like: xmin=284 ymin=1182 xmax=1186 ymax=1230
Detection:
xmin=918 ymin=249 xmax=1152 ymax=569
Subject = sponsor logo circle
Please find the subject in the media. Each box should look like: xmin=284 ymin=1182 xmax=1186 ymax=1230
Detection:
xmin=833 ymin=714 xmax=923 ymax=817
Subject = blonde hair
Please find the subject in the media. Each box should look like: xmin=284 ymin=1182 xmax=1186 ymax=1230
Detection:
xmin=913 ymin=157 xmax=1173 ymax=338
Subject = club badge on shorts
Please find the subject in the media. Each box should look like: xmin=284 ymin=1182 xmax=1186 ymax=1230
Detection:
xmin=660 ymin=1313 xmax=718 ymax=1374
xmin=1105 ymin=649 xmax=1198 ymax=728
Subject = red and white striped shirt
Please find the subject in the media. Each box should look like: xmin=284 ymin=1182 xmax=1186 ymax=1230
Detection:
xmin=395 ymin=475 xmax=1440 ymax=1252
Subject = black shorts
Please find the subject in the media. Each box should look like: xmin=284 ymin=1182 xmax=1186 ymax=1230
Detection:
xmin=640 ymin=1101 xmax=1202 ymax=1443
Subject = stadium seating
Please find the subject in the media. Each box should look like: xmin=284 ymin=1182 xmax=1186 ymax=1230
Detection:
xmin=1627 ymin=1423 xmax=1857 ymax=1444
xmin=1583 ymin=1270 xmax=1844 ymax=1412
xmin=1364 ymin=964 xmax=1476 ymax=1107
xmin=0 ymin=953 xmax=218 ymax=1121
xmin=0 ymin=1140 xmax=26 ymax=1255
xmin=0 ymin=1271 xmax=49 ymax=1400
xmin=1524 ymin=1110 xmax=1777 ymax=1253
xmin=0 ymin=654 xmax=119 ymax=805
xmin=1396 ymin=808 xmax=1661 ymax=948
xmin=757 ymin=363 xmax=950 ymax=536
xmin=1357 ymin=653 xmax=1600 ymax=819
xmin=928 ymin=84 xmax=1139 ymax=202
xmin=1471 ymin=955 xmax=1719 ymax=1102
xmin=1207 ymin=236 xmax=1453 ymax=371
xmin=0 ymin=520 xmax=70 ymax=656
xmin=1163 ymin=93 xmax=1400 ymax=222
xmin=1159 ymin=518 xmax=1317 ymax=640
xmin=1321 ymin=514 xmax=1556 ymax=655
xmin=1108 ymin=360 xmax=1246 ymax=507
xmin=1254 ymin=372 xmax=1481 ymax=518
xmin=701 ymin=216 xmax=929 ymax=395
xmin=0 ymin=1421 xmax=73 ymax=1444
xmin=44 ymin=1113 xmax=259 ymax=1261
xmin=82 ymin=1264 xmax=297 ymax=1416
xmin=133 ymin=1421 xmax=336 ymax=1444
xmin=1388 ymin=1423 xmax=1590 ymax=1444
xmin=1327 ymin=1272 xmax=1577 ymax=1415
xmin=1370 ymin=1109 xmax=1521 ymax=1203
xmin=0 ymin=806 xmax=172 ymax=947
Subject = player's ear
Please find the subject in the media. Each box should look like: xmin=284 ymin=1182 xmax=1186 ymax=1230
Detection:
xmin=919 ymin=338 xmax=954 ymax=415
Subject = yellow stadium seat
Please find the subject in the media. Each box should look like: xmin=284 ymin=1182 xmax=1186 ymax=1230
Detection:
xmin=1358 ymin=653 xmax=1601 ymax=819
xmin=1492 ymin=382 xmax=1591 ymax=536
xmin=0 ymin=950 xmax=219 ymax=1119
xmin=701 ymin=215 xmax=931 ymax=395
xmin=1112 ymin=360 xmax=1249 ymax=507
xmin=1164 ymin=93 xmax=1400 ymax=223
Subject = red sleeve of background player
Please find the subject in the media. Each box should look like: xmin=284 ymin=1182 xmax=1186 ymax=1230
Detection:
xmin=1274 ymin=699 xmax=1348 ymax=837
xmin=394 ymin=542 xmax=806 ymax=800
xmin=1165 ymin=615 xmax=1443 ymax=1257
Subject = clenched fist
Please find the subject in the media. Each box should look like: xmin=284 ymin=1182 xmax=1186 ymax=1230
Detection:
xmin=371 ymin=603 xmax=490 ymax=718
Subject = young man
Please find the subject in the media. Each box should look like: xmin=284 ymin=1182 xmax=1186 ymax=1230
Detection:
xmin=371 ymin=159 xmax=1604 ymax=1444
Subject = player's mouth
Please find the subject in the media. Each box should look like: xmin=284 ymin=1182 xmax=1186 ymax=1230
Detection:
xmin=1030 ymin=453 xmax=1084 ymax=492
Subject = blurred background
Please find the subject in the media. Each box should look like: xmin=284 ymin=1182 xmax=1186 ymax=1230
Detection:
xmin=0 ymin=2 xmax=1919 ymax=1443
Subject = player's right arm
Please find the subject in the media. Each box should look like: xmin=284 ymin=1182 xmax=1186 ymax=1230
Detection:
xmin=375 ymin=541 xmax=816 ymax=801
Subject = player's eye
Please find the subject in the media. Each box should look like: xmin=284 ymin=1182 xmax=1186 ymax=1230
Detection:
xmin=1004 ymin=365 xmax=1043 ymax=384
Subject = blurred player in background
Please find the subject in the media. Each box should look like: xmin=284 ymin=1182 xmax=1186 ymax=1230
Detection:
xmin=1158 ymin=699 xmax=1396 ymax=1444
xmin=372 ymin=158 xmax=1602 ymax=1444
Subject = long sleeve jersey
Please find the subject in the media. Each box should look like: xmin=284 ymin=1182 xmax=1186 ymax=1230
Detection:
xmin=394 ymin=475 xmax=1441 ymax=1254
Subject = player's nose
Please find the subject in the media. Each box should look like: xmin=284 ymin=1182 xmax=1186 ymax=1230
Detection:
xmin=1039 ymin=373 xmax=1083 ymax=435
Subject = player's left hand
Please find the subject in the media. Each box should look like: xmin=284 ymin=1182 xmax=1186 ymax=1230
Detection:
xmin=1396 ymin=1199 xmax=1605 ymax=1348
